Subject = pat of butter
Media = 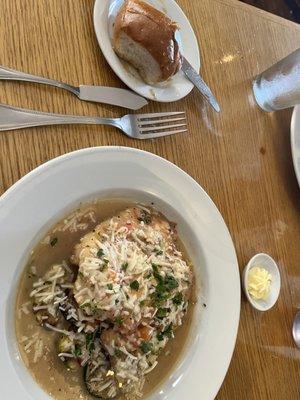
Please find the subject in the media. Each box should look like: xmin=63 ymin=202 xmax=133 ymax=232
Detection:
xmin=247 ymin=266 xmax=272 ymax=300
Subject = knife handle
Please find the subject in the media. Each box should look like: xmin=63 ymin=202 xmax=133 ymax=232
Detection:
xmin=0 ymin=65 xmax=79 ymax=96
xmin=0 ymin=103 xmax=118 ymax=131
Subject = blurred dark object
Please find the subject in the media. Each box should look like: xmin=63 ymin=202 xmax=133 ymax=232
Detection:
xmin=241 ymin=0 xmax=300 ymax=22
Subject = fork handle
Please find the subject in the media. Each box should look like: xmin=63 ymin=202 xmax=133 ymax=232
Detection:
xmin=0 ymin=104 xmax=119 ymax=131
xmin=0 ymin=66 xmax=79 ymax=96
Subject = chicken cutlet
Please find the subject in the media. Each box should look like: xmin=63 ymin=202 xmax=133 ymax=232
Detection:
xmin=23 ymin=204 xmax=194 ymax=400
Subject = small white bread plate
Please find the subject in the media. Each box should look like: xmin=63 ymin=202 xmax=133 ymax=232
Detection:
xmin=242 ymin=253 xmax=281 ymax=312
xmin=0 ymin=147 xmax=240 ymax=400
xmin=291 ymin=105 xmax=300 ymax=188
xmin=93 ymin=0 xmax=200 ymax=102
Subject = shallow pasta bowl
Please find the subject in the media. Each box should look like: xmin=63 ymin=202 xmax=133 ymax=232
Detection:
xmin=0 ymin=147 xmax=240 ymax=400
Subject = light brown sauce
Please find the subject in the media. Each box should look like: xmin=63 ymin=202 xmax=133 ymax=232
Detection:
xmin=15 ymin=199 xmax=195 ymax=400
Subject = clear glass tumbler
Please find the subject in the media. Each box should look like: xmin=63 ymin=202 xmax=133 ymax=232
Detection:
xmin=253 ymin=48 xmax=300 ymax=112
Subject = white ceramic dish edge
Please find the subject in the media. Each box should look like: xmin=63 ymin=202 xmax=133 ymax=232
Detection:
xmin=93 ymin=0 xmax=200 ymax=102
xmin=291 ymin=105 xmax=300 ymax=188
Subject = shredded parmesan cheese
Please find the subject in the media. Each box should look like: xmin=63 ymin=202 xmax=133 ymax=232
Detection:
xmin=26 ymin=206 xmax=193 ymax=399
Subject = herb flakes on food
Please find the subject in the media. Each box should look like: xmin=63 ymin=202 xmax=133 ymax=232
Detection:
xmin=114 ymin=316 xmax=123 ymax=326
xmin=97 ymin=249 xmax=104 ymax=258
xmin=156 ymin=308 xmax=169 ymax=319
xmin=151 ymin=264 xmax=179 ymax=307
xmin=140 ymin=341 xmax=153 ymax=354
xmin=157 ymin=324 xmax=173 ymax=341
xmin=86 ymin=332 xmax=96 ymax=354
xmin=130 ymin=280 xmax=139 ymax=291
xmin=121 ymin=262 xmax=128 ymax=271
xmin=172 ymin=292 xmax=183 ymax=305
xmin=73 ymin=345 xmax=82 ymax=357
xmin=163 ymin=324 xmax=173 ymax=338
xmin=138 ymin=210 xmax=152 ymax=224
xmin=154 ymin=248 xmax=163 ymax=256
xmin=164 ymin=275 xmax=179 ymax=291
xmin=115 ymin=348 xmax=122 ymax=358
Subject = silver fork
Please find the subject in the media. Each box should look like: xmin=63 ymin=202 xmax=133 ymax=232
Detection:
xmin=0 ymin=104 xmax=187 ymax=139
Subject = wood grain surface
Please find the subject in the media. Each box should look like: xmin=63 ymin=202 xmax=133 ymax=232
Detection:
xmin=0 ymin=0 xmax=300 ymax=399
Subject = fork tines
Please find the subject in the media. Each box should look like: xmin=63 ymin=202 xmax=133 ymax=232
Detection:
xmin=136 ymin=111 xmax=187 ymax=138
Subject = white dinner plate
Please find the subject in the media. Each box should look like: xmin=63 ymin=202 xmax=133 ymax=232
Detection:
xmin=0 ymin=147 xmax=240 ymax=400
xmin=93 ymin=0 xmax=200 ymax=102
xmin=291 ymin=105 xmax=300 ymax=187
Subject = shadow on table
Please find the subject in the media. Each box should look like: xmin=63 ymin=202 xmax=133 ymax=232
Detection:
xmin=241 ymin=0 xmax=300 ymax=23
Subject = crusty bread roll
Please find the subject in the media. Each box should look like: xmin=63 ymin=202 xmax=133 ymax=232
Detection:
xmin=113 ymin=0 xmax=181 ymax=84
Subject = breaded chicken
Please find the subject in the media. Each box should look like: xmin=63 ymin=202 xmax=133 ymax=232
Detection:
xmin=28 ymin=205 xmax=194 ymax=400
xmin=71 ymin=207 xmax=189 ymax=323
xmin=72 ymin=207 xmax=172 ymax=265
xmin=70 ymin=206 xmax=192 ymax=398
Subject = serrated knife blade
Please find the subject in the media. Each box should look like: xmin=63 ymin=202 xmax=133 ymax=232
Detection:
xmin=181 ymin=57 xmax=220 ymax=113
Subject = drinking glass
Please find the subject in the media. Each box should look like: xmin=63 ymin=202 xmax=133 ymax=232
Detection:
xmin=253 ymin=48 xmax=300 ymax=112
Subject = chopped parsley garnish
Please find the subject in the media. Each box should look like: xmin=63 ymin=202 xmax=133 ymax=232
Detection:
xmin=157 ymin=324 xmax=173 ymax=341
xmin=156 ymin=308 xmax=169 ymax=319
xmin=114 ymin=316 xmax=123 ymax=326
xmin=86 ymin=332 xmax=96 ymax=354
xmin=130 ymin=280 xmax=139 ymax=291
xmin=140 ymin=341 xmax=153 ymax=354
xmin=73 ymin=345 xmax=82 ymax=357
xmin=172 ymin=292 xmax=183 ymax=305
xmin=115 ymin=348 xmax=122 ymax=358
xmin=97 ymin=249 xmax=104 ymax=258
xmin=163 ymin=324 xmax=173 ymax=338
xmin=154 ymin=249 xmax=163 ymax=256
xmin=151 ymin=283 xmax=169 ymax=307
xmin=80 ymin=300 xmax=91 ymax=309
xmin=90 ymin=304 xmax=99 ymax=315
xmin=152 ymin=263 xmax=158 ymax=272
xmin=107 ymin=283 xmax=113 ymax=290
xmin=50 ymin=237 xmax=58 ymax=247
xmin=152 ymin=264 xmax=163 ymax=284
xmin=100 ymin=259 xmax=109 ymax=272
xmin=151 ymin=265 xmax=179 ymax=307
xmin=121 ymin=262 xmax=128 ymax=271
xmin=164 ymin=275 xmax=179 ymax=291
xmin=145 ymin=272 xmax=152 ymax=279
xmin=140 ymin=300 xmax=146 ymax=307
xmin=138 ymin=210 xmax=152 ymax=224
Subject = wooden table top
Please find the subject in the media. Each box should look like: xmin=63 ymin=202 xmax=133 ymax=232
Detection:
xmin=0 ymin=0 xmax=300 ymax=399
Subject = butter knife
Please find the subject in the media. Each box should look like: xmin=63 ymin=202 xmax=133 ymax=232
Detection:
xmin=181 ymin=57 xmax=220 ymax=113
xmin=0 ymin=66 xmax=148 ymax=110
